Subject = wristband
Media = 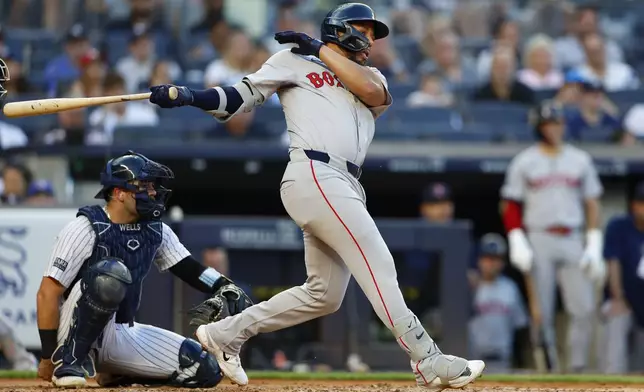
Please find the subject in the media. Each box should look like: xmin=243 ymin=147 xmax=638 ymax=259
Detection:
xmin=39 ymin=329 xmax=58 ymax=359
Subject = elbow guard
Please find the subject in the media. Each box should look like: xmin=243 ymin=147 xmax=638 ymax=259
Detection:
xmin=206 ymin=80 xmax=263 ymax=123
xmin=503 ymin=200 xmax=523 ymax=233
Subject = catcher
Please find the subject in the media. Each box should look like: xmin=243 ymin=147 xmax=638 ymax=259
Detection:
xmin=35 ymin=151 xmax=252 ymax=388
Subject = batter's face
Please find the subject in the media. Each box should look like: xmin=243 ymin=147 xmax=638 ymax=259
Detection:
xmin=540 ymin=120 xmax=565 ymax=145
xmin=337 ymin=21 xmax=375 ymax=65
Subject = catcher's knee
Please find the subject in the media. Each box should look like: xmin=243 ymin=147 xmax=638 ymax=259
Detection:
xmin=171 ymin=338 xmax=223 ymax=388
xmin=86 ymin=257 xmax=133 ymax=307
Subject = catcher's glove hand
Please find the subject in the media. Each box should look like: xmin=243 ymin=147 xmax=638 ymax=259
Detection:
xmin=188 ymin=281 xmax=253 ymax=327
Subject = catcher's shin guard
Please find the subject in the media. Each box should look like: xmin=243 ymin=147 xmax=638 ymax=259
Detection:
xmin=53 ymin=258 xmax=132 ymax=386
xmin=170 ymin=339 xmax=224 ymax=388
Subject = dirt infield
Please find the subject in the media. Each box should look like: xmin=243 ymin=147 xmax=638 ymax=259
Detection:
xmin=3 ymin=378 xmax=644 ymax=392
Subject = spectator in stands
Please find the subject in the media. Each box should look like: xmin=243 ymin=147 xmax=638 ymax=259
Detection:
xmin=265 ymin=0 xmax=301 ymax=54
xmin=44 ymin=24 xmax=91 ymax=97
xmin=573 ymin=32 xmax=639 ymax=92
xmin=0 ymin=25 xmax=7 ymax=57
xmin=473 ymin=47 xmax=535 ymax=104
xmin=87 ymin=72 xmax=158 ymax=145
xmin=553 ymin=69 xmax=584 ymax=108
xmin=517 ymin=34 xmax=564 ymax=91
xmin=452 ymin=0 xmax=502 ymax=39
xmin=620 ymin=104 xmax=644 ymax=146
xmin=565 ymin=80 xmax=620 ymax=141
xmin=190 ymin=0 xmax=224 ymax=34
xmin=524 ymin=0 xmax=572 ymax=38
xmin=368 ymin=37 xmax=408 ymax=83
xmin=2 ymin=54 xmax=32 ymax=96
xmin=115 ymin=25 xmax=181 ymax=93
xmin=204 ymin=27 xmax=255 ymax=136
xmin=38 ymin=87 xmax=87 ymax=146
xmin=24 ymin=179 xmax=56 ymax=206
xmin=201 ymin=247 xmax=253 ymax=299
xmin=0 ymin=120 xmax=27 ymax=150
xmin=419 ymin=32 xmax=479 ymax=91
xmin=106 ymin=0 xmax=166 ymax=32
xmin=0 ymin=163 xmax=31 ymax=205
xmin=187 ymin=19 xmax=230 ymax=65
xmin=469 ymin=233 xmax=527 ymax=372
xmin=477 ymin=18 xmax=522 ymax=81
xmin=148 ymin=60 xmax=177 ymax=86
xmin=420 ymin=182 xmax=454 ymax=224
xmin=68 ymin=48 xmax=107 ymax=98
xmin=554 ymin=4 xmax=624 ymax=70
xmin=406 ymin=72 xmax=455 ymax=108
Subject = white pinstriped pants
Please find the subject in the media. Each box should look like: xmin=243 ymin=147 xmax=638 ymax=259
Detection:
xmin=58 ymin=281 xmax=185 ymax=378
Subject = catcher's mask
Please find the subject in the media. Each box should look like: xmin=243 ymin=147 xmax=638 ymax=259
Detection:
xmin=95 ymin=150 xmax=174 ymax=220
xmin=321 ymin=3 xmax=389 ymax=54
xmin=0 ymin=58 xmax=9 ymax=102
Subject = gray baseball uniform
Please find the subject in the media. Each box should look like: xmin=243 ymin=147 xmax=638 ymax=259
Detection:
xmin=501 ymin=144 xmax=603 ymax=370
xmin=209 ymin=49 xmax=441 ymax=365
xmin=44 ymin=216 xmax=192 ymax=379
xmin=0 ymin=313 xmax=37 ymax=370
xmin=469 ymin=276 xmax=527 ymax=371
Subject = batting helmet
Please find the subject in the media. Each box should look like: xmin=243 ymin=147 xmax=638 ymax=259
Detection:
xmin=95 ymin=150 xmax=174 ymax=220
xmin=321 ymin=3 xmax=389 ymax=53
xmin=478 ymin=233 xmax=507 ymax=258
xmin=530 ymin=100 xmax=564 ymax=141
xmin=0 ymin=58 xmax=9 ymax=102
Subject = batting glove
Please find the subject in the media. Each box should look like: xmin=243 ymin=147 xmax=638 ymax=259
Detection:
xmin=507 ymin=229 xmax=534 ymax=273
xmin=149 ymin=85 xmax=194 ymax=108
xmin=580 ymin=229 xmax=606 ymax=283
xmin=274 ymin=31 xmax=324 ymax=57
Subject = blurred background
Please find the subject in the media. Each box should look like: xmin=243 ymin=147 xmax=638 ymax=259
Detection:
xmin=1 ymin=0 xmax=644 ymax=376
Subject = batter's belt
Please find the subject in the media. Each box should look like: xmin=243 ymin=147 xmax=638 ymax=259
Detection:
xmin=530 ymin=225 xmax=581 ymax=236
xmin=289 ymin=148 xmax=362 ymax=179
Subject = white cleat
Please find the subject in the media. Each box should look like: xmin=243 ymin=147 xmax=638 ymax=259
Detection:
xmin=51 ymin=375 xmax=87 ymax=388
xmin=196 ymin=324 xmax=248 ymax=386
xmin=414 ymin=356 xmax=486 ymax=391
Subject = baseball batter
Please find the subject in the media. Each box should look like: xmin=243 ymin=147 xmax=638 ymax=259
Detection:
xmin=149 ymin=3 xmax=485 ymax=389
xmin=35 ymin=151 xmax=251 ymax=388
xmin=500 ymin=100 xmax=605 ymax=372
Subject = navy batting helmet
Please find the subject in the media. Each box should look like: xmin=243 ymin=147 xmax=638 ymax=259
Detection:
xmin=321 ymin=3 xmax=389 ymax=53
xmin=478 ymin=233 xmax=507 ymax=258
xmin=95 ymin=150 xmax=174 ymax=220
xmin=530 ymin=100 xmax=564 ymax=141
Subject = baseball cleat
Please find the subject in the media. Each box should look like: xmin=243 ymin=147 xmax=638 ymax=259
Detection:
xmin=196 ymin=325 xmax=248 ymax=386
xmin=52 ymin=375 xmax=87 ymax=388
xmin=414 ymin=356 xmax=485 ymax=391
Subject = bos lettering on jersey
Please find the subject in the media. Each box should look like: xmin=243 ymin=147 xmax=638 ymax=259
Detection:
xmin=305 ymin=71 xmax=345 ymax=89
xmin=527 ymin=175 xmax=581 ymax=189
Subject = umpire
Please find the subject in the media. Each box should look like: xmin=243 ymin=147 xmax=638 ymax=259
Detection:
xmin=602 ymin=181 xmax=644 ymax=373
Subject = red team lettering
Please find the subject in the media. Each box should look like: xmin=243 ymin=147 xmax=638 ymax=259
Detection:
xmin=305 ymin=72 xmax=344 ymax=89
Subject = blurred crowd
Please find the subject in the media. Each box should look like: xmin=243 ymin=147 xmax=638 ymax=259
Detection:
xmin=0 ymin=0 xmax=643 ymax=148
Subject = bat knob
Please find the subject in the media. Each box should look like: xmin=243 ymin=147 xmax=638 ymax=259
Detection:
xmin=168 ymin=86 xmax=178 ymax=100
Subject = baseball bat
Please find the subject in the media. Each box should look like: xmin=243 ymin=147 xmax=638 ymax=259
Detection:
xmin=2 ymin=87 xmax=178 ymax=118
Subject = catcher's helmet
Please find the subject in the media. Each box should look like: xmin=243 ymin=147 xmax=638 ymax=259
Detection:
xmin=0 ymin=58 xmax=9 ymax=102
xmin=530 ymin=100 xmax=564 ymax=141
xmin=478 ymin=233 xmax=507 ymax=258
xmin=95 ymin=150 xmax=174 ymax=220
xmin=321 ymin=3 xmax=389 ymax=53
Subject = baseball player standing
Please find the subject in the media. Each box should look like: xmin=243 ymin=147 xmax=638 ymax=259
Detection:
xmin=35 ymin=151 xmax=251 ymax=388
xmin=601 ymin=181 xmax=644 ymax=373
xmin=149 ymin=2 xmax=485 ymax=389
xmin=500 ymin=100 xmax=605 ymax=372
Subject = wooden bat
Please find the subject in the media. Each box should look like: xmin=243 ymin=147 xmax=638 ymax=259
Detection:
xmin=2 ymin=87 xmax=178 ymax=118
xmin=523 ymin=273 xmax=550 ymax=373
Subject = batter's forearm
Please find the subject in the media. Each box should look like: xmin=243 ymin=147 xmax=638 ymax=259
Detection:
xmin=585 ymin=198 xmax=601 ymax=229
xmin=189 ymin=86 xmax=244 ymax=112
xmin=318 ymin=46 xmax=386 ymax=107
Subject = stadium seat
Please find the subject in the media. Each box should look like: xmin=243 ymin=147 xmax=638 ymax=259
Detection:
xmin=1 ymin=114 xmax=57 ymax=136
xmin=533 ymin=89 xmax=558 ymax=103
xmin=387 ymin=106 xmax=456 ymax=127
xmin=608 ymin=90 xmax=644 ymax=107
xmin=248 ymin=106 xmax=287 ymax=138
xmin=467 ymin=102 xmax=530 ymax=124
xmin=423 ymin=130 xmax=494 ymax=142
xmin=392 ymin=37 xmax=424 ymax=73
xmin=388 ymin=83 xmax=416 ymax=101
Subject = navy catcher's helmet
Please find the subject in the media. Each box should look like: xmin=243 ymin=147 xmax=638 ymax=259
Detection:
xmin=530 ymin=100 xmax=564 ymax=141
xmin=0 ymin=58 xmax=9 ymax=102
xmin=478 ymin=233 xmax=507 ymax=258
xmin=321 ymin=3 xmax=389 ymax=53
xmin=95 ymin=150 xmax=174 ymax=220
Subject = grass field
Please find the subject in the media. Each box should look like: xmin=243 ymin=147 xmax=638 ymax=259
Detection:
xmin=3 ymin=369 xmax=644 ymax=384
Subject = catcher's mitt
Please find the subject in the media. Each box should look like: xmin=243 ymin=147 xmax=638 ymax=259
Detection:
xmin=188 ymin=284 xmax=253 ymax=327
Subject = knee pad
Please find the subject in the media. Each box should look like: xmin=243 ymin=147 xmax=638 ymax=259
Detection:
xmin=172 ymin=339 xmax=223 ymax=388
xmin=84 ymin=257 xmax=132 ymax=309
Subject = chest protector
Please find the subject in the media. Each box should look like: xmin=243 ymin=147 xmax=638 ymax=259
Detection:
xmin=75 ymin=205 xmax=163 ymax=324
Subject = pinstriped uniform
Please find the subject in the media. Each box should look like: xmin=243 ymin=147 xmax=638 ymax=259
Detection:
xmin=44 ymin=216 xmax=192 ymax=378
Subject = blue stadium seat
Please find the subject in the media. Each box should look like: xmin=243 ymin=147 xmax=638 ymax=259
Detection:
xmin=608 ymin=90 xmax=644 ymax=107
xmin=533 ymin=89 xmax=558 ymax=103
xmin=392 ymin=37 xmax=423 ymax=73
xmin=388 ymin=83 xmax=416 ymax=101
xmin=424 ymin=130 xmax=494 ymax=142
xmin=248 ymin=106 xmax=286 ymax=137
xmin=1 ymin=114 xmax=57 ymax=135
xmin=387 ymin=106 xmax=456 ymax=126
xmin=467 ymin=102 xmax=529 ymax=124
xmin=374 ymin=123 xmax=422 ymax=140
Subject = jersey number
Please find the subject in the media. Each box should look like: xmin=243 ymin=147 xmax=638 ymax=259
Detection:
xmin=306 ymin=72 xmax=345 ymax=89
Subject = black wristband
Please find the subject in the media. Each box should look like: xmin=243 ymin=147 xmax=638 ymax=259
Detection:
xmin=39 ymin=329 xmax=58 ymax=359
